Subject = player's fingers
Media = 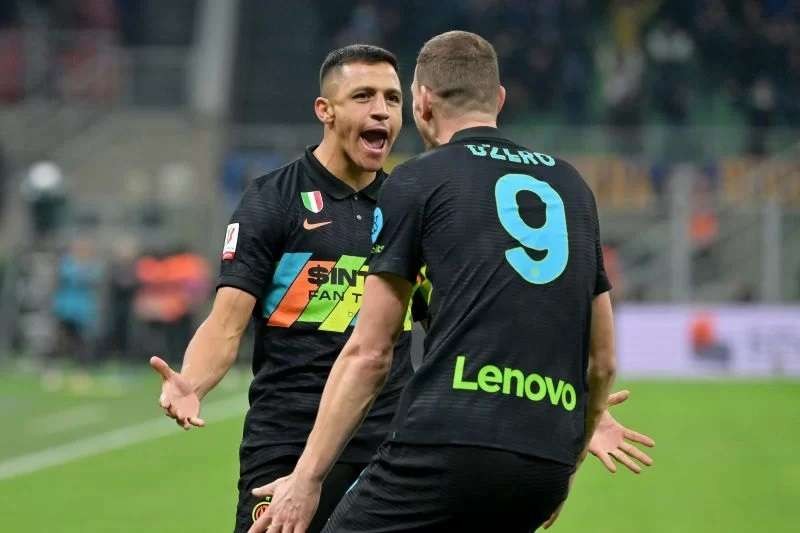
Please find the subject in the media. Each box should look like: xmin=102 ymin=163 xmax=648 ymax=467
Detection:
xmin=165 ymin=404 xmax=180 ymax=420
xmin=159 ymin=393 xmax=170 ymax=409
xmin=247 ymin=512 xmax=272 ymax=533
xmin=597 ymin=451 xmax=617 ymax=473
xmin=607 ymin=389 xmax=630 ymax=406
xmin=252 ymin=481 xmax=277 ymax=497
xmin=609 ymin=449 xmax=641 ymax=474
xmin=188 ymin=416 xmax=206 ymax=427
xmin=624 ymin=428 xmax=655 ymax=447
xmin=620 ymin=442 xmax=653 ymax=466
xmin=173 ymin=410 xmax=189 ymax=429
xmin=149 ymin=356 xmax=175 ymax=381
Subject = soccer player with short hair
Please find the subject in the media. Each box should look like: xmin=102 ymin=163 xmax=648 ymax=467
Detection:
xmin=251 ymin=31 xmax=653 ymax=533
xmin=151 ymin=44 xmax=419 ymax=533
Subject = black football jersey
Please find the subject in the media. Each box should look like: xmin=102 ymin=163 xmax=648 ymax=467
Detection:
xmin=368 ymin=127 xmax=610 ymax=466
xmin=218 ymin=147 xmax=419 ymax=468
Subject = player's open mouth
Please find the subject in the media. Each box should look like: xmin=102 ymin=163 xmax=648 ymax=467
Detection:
xmin=359 ymin=128 xmax=389 ymax=155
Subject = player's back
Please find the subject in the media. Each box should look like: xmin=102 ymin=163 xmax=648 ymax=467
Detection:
xmin=371 ymin=127 xmax=609 ymax=465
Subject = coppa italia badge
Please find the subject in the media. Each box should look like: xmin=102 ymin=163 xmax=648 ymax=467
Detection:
xmin=251 ymin=496 xmax=272 ymax=522
xmin=222 ymin=223 xmax=239 ymax=260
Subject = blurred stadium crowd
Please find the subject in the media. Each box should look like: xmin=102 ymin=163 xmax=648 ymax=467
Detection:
xmin=0 ymin=0 xmax=798 ymax=366
xmin=2 ymin=1 xmax=799 ymax=130
xmin=319 ymin=0 xmax=800 ymax=135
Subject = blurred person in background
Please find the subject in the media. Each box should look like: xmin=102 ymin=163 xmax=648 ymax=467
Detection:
xmin=599 ymin=46 xmax=645 ymax=155
xmin=745 ymin=77 xmax=776 ymax=156
xmin=52 ymin=236 xmax=104 ymax=364
xmin=21 ymin=161 xmax=68 ymax=245
xmin=106 ymin=236 xmax=140 ymax=360
xmin=645 ymin=18 xmax=694 ymax=126
xmin=133 ymin=244 xmax=210 ymax=365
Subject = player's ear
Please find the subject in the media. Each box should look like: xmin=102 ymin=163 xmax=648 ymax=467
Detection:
xmin=496 ymin=85 xmax=506 ymax=115
xmin=419 ymin=85 xmax=434 ymax=122
xmin=314 ymin=96 xmax=334 ymax=125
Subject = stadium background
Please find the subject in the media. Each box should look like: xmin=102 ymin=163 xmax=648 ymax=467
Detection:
xmin=0 ymin=1 xmax=797 ymax=531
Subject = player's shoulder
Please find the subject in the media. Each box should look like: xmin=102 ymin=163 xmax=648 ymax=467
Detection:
xmin=502 ymin=141 xmax=595 ymax=196
xmin=245 ymin=157 xmax=305 ymax=202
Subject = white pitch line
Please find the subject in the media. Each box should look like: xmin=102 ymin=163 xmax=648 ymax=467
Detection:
xmin=0 ymin=395 xmax=247 ymax=481
xmin=27 ymin=405 xmax=109 ymax=436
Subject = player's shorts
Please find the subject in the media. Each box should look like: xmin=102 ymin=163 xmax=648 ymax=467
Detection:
xmin=234 ymin=458 xmax=365 ymax=533
xmin=322 ymin=442 xmax=574 ymax=533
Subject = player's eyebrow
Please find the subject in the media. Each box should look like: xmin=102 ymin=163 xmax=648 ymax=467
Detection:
xmin=349 ymin=85 xmax=402 ymax=98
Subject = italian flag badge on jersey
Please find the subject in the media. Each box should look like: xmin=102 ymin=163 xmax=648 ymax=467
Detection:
xmin=301 ymin=191 xmax=324 ymax=213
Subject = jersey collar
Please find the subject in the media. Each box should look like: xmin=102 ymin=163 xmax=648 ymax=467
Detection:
xmin=303 ymin=145 xmax=385 ymax=201
xmin=448 ymin=126 xmax=507 ymax=143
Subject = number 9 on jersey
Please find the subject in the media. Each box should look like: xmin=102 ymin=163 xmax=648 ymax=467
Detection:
xmin=494 ymin=173 xmax=569 ymax=285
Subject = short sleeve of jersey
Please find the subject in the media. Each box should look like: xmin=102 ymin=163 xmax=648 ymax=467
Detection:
xmin=592 ymin=195 xmax=612 ymax=296
xmin=217 ymin=178 xmax=286 ymax=298
xmin=368 ymin=164 xmax=424 ymax=284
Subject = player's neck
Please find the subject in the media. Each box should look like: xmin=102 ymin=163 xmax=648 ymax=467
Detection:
xmin=313 ymin=141 xmax=376 ymax=191
xmin=434 ymin=116 xmax=497 ymax=146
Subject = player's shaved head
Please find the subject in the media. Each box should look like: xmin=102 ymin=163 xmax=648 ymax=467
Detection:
xmin=415 ymin=30 xmax=500 ymax=115
xmin=319 ymin=44 xmax=399 ymax=97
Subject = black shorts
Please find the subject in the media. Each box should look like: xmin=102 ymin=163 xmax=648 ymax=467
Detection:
xmin=234 ymin=458 xmax=365 ymax=533
xmin=323 ymin=442 xmax=574 ymax=533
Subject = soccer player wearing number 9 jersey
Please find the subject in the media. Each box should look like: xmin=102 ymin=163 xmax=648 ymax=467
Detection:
xmin=249 ymin=31 xmax=644 ymax=533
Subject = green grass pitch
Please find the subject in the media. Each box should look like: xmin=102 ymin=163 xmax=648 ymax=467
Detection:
xmin=0 ymin=365 xmax=797 ymax=532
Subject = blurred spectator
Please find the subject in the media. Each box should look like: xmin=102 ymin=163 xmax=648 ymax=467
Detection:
xmin=0 ymin=27 xmax=24 ymax=103
xmin=609 ymin=0 xmax=662 ymax=54
xmin=133 ymin=246 xmax=210 ymax=364
xmin=599 ymin=47 xmax=645 ymax=154
xmin=106 ymin=236 xmax=139 ymax=359
xmin=690 ymin=177 xmax=720 ymax=285
xmin=562 ymin=47 xmax=591 ymax=124
xmin=646 ymin=19 xmax=694 ymax=124
xmin=692 ymin=0 xmax=737 ymax=93
xmin=52 ymin=237 xmax=104 ymax=363
xmin=780 ymin=45 xmax=800 ymax=124
xmin=745 ymin=77 xmax=776 ymax=156
xmin=21 ymin=161 xmax=68 ymax=243
xmin=333 ymin=0 xmax=382 ymax=47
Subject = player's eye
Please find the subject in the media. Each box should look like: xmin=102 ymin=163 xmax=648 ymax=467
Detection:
xmin=353 ymin=92 xmax=370 ymax=101
xmin=387 ymin=94 xmax=401 ymax=104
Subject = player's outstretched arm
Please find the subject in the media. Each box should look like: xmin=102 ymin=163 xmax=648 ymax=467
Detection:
xmin=151 ymin=286 xmax=255 ymax=430
xmin=247 ymin=273 xmax=412 ymax=533
xmin=588 ymin=389 xmax=655 ymax=474
xmin=544 ymin=291 xmax=617 ymax=529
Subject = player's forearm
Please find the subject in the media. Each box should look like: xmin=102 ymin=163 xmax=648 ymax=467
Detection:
xmin=583 ymin=354 xmax=616 ymax=449
xmin=295 ymin=339 xmax=393 ymax=483
xmin=180 ymin=315 xmax=242 ymax=400
xmin=581 ymin=292 xmax=617 ymax=455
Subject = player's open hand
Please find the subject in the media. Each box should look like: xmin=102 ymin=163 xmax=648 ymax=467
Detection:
xmin=247 ymin=472 xmax=321 ymax=533
xmin=150 ymin=355 xmax=205 ymax=430
xmin=589 ymin=390 xmax=655 ymax=474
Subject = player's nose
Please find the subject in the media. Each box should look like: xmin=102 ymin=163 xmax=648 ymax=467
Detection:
xmin=370 ymin=96 xmax=390 ymax=120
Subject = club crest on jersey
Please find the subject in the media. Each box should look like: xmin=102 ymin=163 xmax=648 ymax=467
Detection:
xmin=222 ymin=222 xmax=239 ymax=260
xmin=301 ymin=191 xmax=324 ymax=213
xmin=252 ymin=497 xmax=271 ymax=522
